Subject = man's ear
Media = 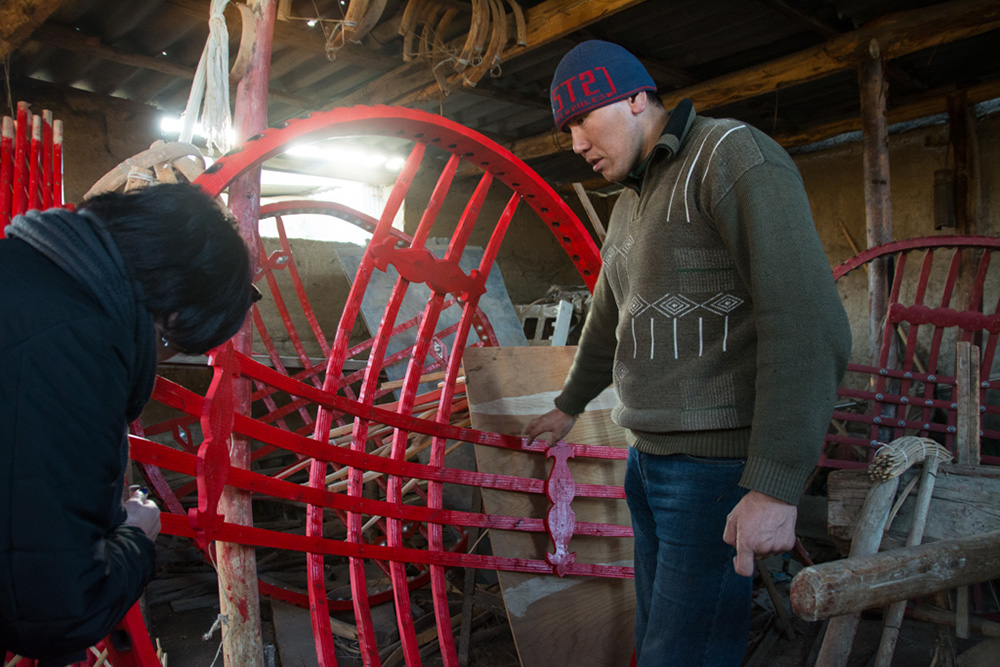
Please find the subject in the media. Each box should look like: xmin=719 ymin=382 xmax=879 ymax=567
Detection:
xmin=628 ymin=92 xmax=649 ymax=116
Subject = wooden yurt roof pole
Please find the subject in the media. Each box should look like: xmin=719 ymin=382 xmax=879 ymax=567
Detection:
xmin=858 ymin=39 xmax=892 ymax=369
xmin=218 ymin=1 xmax=276 ymax=665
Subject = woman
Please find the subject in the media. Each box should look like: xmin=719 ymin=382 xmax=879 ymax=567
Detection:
xmin=0 ymin=183 xmax=257 ymax=664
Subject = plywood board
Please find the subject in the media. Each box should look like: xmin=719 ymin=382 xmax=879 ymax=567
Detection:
xmin=272 ymin=601 xmax=320 ymax=667
xmin=463 ymin=346 xmax=634 ymax=667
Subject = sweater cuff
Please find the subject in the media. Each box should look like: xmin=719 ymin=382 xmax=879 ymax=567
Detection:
xmin=738 ymin=456 xmax=811 ymax=506
xmin=554 ymin=391 xmax=589 ymax=416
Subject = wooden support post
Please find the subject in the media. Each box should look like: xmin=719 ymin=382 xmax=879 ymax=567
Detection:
xmin=792 ymin=529 xmax=1000 ymax=622
xmin=955 ymin=341 xmax=982 ymax=467
xmin=858 ymin=39 xmax=892 ymax=366
xmin=216 ymin=1 xmax=275 ymax=665
xmin=946 ymin=92 xmax=978 ymax=236
xmin=947 ymin=93 xmax=983 ymax=329
xmin=953 ymin=341 xmax=981 ymax=641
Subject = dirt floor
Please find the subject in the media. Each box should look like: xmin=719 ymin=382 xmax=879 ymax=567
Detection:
xmin=144 ymin=537 xmax=995 ymax=667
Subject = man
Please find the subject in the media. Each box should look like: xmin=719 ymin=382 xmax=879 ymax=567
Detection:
xmin=526 ymin=41 xmax=851 ymax=665
xmin=0 ymin=184 xmax=256 ymax=665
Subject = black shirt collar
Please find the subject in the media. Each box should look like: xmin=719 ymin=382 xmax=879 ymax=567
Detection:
xmin=624 ymin=98 xmax=696 ymax=193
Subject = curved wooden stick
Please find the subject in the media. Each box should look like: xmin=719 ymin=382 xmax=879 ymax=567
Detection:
xmin=873 ymin=455 xmax=942 ymax=667
xmin=811 ymin=437 xmax=948 ymax=667
xmin=507 ymin=0 xmax=526 ymax=47
xmin=454 ymin=0 xmax=488 ymax=72
xmin=463 ymin=0 xmax=506 ymax=87
xmin=401 ymin=0 xmax=427 ymax=61
xmin=340 ymin=0 xmax=370 ymax=42
xmin=813 ymin=477 xmax=899 ymax=667
xmin=419 ymin=2 xmax=444 ymax=60
xmin=433 ymin=5 xmax=459 ymax=54
xmin=348 ymin=0 xmax=387 ymax=44
xmin=229 ymin=2 xmax=257 ymax=84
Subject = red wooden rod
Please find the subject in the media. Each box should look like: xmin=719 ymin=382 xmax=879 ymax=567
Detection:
xmin=28 ymin=114 xmax=42 ymax=212
xmin=12 ymin=102 xmax=29 ymax=217
xmin=41 ymin=110 xmax=53 ymax=210
xmin=0 ymin=116 xmax=14 ymax=232
xmin=52 ymin=119 xmax=63 ymax=207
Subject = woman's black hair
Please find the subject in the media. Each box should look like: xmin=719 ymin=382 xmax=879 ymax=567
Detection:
xmin=79 ymin=183 xmax=255 ymax=354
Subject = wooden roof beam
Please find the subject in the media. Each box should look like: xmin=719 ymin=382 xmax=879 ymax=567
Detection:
xmin=509 ymin=0 xmax=1000 ymax=164
xmin=776 ymin=78 xmax=1000 ymax=149
xmin=27 ymin=23 xmax=312 ymax=110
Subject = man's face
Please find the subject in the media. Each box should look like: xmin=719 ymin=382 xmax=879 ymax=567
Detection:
xmin=566 ymin=99 xmax=644 ymax=184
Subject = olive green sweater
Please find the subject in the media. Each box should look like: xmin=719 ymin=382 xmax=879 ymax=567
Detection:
xmin=555 ymin=104 xmax=851 ymax=505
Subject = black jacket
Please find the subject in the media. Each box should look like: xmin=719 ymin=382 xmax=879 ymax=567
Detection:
xmin=0 ymin=237 xmax=155 ymax=659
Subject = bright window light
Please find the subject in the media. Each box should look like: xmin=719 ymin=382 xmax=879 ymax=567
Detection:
xmin=285 ymin=143 xmax=404 ymax=171
xmin=258 ymin=170 xmax=404 ymax=244
xmin=160 ymin=115 xmax=204 ymax=137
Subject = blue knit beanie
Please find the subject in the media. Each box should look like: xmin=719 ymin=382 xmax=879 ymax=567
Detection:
xmin=550 ymin=40 xmax=657 ymax=132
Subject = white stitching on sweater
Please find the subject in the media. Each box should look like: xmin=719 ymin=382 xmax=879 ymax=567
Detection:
xmin=702 ymin=125 xmax=748 ymax=185
xmin=683 ymin=130 xmax=717 ymax=222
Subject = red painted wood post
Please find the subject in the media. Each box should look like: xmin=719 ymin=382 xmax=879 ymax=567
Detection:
xmin=28 ymin=114 xmax=42 ymax=211
xmin=52 ymin=119 xmax=63 ymax=208
xmin=12 ymin=102 xmax=30 ymax=217
xmin=1 ymin=115 xmax=14 ymax=233
xmin=216 ymin=0 xmax=276 ymax=665
xmin=41 ymin=110 xmax=53 ymax=210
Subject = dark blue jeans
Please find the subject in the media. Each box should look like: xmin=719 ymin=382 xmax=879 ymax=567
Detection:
xmin=625 ymin=449 xmax=752 ymax=667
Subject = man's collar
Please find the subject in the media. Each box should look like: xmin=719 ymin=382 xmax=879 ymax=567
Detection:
xmin=623 ymin=98 xmax=696 ymax=192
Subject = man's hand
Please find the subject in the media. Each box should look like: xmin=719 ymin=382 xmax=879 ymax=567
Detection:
xmin=722 ymin=490 xmax=797 ymax=577
xmin=524 ymin=408 xmax=577 ymax=446
xmin=124 ymin=489 xmax=161 ymax=541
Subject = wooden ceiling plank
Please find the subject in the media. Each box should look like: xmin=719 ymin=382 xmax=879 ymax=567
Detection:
xmin=779 ymin=78 xmax=1000 ymax=148
xmin=511 ymin=0 xmax=1000 ymax=165
xmin=662 ymin=0 xmax=1000 ymax=115
xmin=755 ymin=0 xmax=841 ymax=39
xmin=28 ymin=23 xmax=311 ymax=110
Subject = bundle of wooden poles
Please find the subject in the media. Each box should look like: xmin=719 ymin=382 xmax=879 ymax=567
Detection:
xmin=0 ymin=101 xmax=65 ymax=234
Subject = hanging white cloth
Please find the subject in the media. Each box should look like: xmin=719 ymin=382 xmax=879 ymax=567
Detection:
xmin=180 ymin=0 xmax=233 ymax=155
